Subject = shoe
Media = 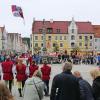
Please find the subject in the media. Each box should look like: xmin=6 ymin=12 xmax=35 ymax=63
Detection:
xmin=44 ymin=94 xmax=50 ymax=96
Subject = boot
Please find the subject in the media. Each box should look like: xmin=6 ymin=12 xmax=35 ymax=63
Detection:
xmin=18 ymin=88 xmax=22 ymax=97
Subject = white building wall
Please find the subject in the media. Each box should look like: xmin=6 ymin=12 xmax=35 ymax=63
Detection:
xmin=0 ymin=28 xmax=2 ymax=50
xmin=68 ymin=18 xmax=78 ymax=49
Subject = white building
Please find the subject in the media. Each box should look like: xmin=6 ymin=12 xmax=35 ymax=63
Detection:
xmin=7 ymin=33 xmax=25 ymax=53
xmin=0 ymin=26 xmax=8 ymax=52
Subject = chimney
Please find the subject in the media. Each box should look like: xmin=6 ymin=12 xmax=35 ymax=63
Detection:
xmin=50 ymin=19 xmax=53 ymax=23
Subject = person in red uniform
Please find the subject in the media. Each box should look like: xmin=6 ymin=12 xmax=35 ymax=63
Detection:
xmin=41 ymin=61 xmax=51 ymax=96
xmin=1 ymin=56 xmax=14 ymax=92
xmin=27 ymin=55 xmax=32 ymax=66
xmin=29 ymin=60 xmax=39 ymax=77
xmin=16 ymin=59 xmax=27 ymax=97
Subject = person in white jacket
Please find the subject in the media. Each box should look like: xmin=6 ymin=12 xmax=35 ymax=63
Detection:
xmin=23 ymin=70 xmax=44 ymax=100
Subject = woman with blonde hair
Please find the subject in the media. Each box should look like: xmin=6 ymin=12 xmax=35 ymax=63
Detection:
xmin=90 ymin=68 xmax=100 ymax=100
xmin=0 ymin=81 xmax=14 ymax=100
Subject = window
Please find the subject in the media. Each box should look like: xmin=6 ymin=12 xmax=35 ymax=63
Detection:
xmin=90 ymin=43 xmax=92 ymax=46
xmin=41 ymin=36 xmax=43 ymax=40
xmin=64 ymin=36 xmax=66 ymax=40
xmin=47 ymin=28 xmax=52 ymax=33
xmin=56 ymin=29 xmax=60 ymax=33
xmin=71 ymin=35 xmax=75 ymax=40
xmin=48 ymin=36 xmax=51 ymax=40
xmin=90 ymin=36 xmax=92 ymax=39
xmin=53 ymin=43 xmax=56 ymax=47
xmin=79 ymin=36 xmax=82 ymax=39
xmin=41 ymin=43 xmax=43 ymax=47
xmin=60 ymin=36 xmax=62 ymax=40
xmin=39 ymin=29 xmax=42 ymax=32
xmin=71 ymin=42 xmax=75 ymax=47
xmin=55 ymin=36 xmax=58 ymax=40
xmin=35 ymin=43 xmax=38 ymax=47
xmin=35 ymin=36 xmax=38 ymax=40
xmin=95 ymin=46 xmax=97 ymax=49
xmin=72 ymin=29 xmax=74 ymax=33
xmin=85 ymin=36 xmax=88 ymax=40
xmin=79 ymin=43 xmax=82 ymax=46
xmin=95 ymin=39 xmax=97 ymax=42
xmin=60 ymin=43 xmax=63 ymax=47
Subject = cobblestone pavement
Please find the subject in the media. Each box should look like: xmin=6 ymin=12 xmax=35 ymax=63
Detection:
xmin=12 ymin=63 xmax=97 ymax=100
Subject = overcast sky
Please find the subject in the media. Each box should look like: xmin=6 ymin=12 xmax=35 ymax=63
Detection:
xmin=0 ymin=0 xmax=99 ymax=37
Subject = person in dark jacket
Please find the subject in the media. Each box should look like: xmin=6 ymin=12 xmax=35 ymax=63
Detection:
xmin=90 ymin=68 xmax=100 ymax=100
xmin=74 ymin=71 xmax=94 ymax=100
xmin=50 ymin=62 xmax=80 ymax=100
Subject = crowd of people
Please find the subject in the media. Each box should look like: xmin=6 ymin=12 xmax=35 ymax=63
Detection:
xmin=0 ymin=52 xmax=100 ymax=100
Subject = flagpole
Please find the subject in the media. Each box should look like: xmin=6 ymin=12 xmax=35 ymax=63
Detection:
xmin=23 ymin=18 xmax=25 ymax=25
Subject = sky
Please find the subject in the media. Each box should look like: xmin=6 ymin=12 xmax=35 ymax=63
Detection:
xmin=0 ymin=0 xmax=100 ymax=37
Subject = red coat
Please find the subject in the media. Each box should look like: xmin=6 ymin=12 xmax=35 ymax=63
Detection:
xmin=29 ymin=64 xmax=38 ymax=77
xmin=41 ymin=64 xmax=51 ymax=80
xmin=28 ymin=56 xmax=32 ymax=65
xmin=16 ymin=64 xmax=27 ymax=81
xmin=2 ymin=60 xmax=13 ymax=80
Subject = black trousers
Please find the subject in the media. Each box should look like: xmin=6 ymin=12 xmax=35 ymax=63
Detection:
xmin=5 ymin=80 xmax=13 ymax=92
xmin=43 ymin=80 xmax=49 ymax=95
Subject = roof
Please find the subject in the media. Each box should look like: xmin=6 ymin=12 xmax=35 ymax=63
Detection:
xmin=93 ymin=25 xmax=100 ymax=38
xmin=32 ymin=20 xmax=94 ymax=34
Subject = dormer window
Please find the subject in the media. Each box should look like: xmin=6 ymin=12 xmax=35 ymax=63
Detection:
xmin=56 ymin=29 xmax=60 ymax=33
xmin=39 ymin=29 xmax=42 ymax=32
xmin=47 ymin=28 xmax=52 ymax=33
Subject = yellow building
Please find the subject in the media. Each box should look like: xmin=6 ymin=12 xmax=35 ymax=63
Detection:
xmin=31 ymin=18 xmax=94 ymax=55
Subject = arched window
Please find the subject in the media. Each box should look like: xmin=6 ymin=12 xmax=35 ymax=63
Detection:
xmin=71 ymin=42 xmax=75 ymax=47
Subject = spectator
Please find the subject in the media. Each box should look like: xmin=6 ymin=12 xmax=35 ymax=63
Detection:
xmin=90 ymin=68 xmax=100 ymax=100
xmin=73 ymin=71 xmax=94 ymax=100
xmin=0 ymin=81 xmax=14 ymax=100
xmin=50 ymin=62 xmax=80 ymax=100
xmin=23 ymin=70 xmax=44 ymax=100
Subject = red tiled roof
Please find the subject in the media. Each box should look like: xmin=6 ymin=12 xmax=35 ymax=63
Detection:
xmin=76 ymin=22 xmax=94 ymax=33
xmin=93 ymin=25 xmax=100 ymax=38
xmin=32 ymin=20 xmax=94 ymax=34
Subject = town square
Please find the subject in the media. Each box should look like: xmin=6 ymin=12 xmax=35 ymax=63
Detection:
xmin=0 ymin=0 xmax=100 ymax=100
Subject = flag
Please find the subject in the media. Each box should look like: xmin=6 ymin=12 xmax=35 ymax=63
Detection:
xmin=11 ymin=5 xmax=24 ymax=18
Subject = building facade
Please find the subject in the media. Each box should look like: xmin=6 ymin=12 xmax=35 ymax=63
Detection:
xmin=0 ymin=26 xmax=8 ymax=52
xmin=32 ymin=18 xmax=96 ymax=55
xmin=93 ymin=25 xmax=100 ymax=54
